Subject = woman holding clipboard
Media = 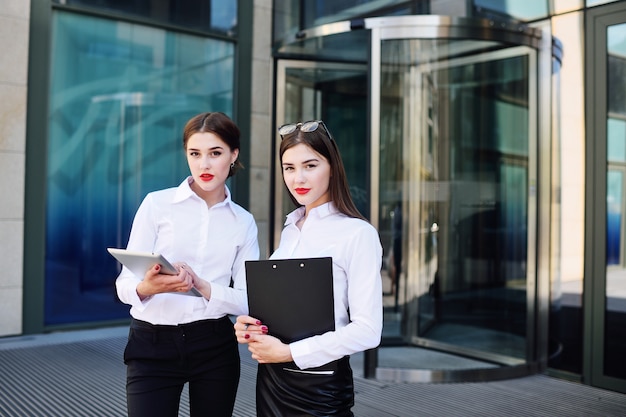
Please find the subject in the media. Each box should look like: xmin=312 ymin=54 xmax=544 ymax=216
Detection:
xmin=235 ymin=120 xmax=383 ymax=416
xmin=115 ymin=112 xmax=259 ymax=417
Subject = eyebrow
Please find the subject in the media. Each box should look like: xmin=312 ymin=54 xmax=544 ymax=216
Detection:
xmin=282 ymin=158 xmax=320 ymax=165
xmin=188 ymin=146 xmax=225 ymax=151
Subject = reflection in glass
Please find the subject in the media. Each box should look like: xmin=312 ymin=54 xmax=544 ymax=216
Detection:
xmin=608 ymin=119 xmax=626 ymax=162
xmin=379 ymin=38 xmax=532 ymax=362
xmin=304 ymin=0 xmax=425 ymax=27
xmin=278 ymin=66 xmax=369 ymax=228
xmin=273 ymin=0 xmax=427 ymax=43
xmin=45 ymin=11 xmax=235 ymax=325
xmin=52 ymin=0 xmax=237 ymax=35
xmin=607 ymin=171 xmax=624 ymax=265
xmin=605 ymin=22 xmax=626 ymax=379
xmin=587 ymin=0 xmax=622 ymax=7
xmin=473 ymin=0 xmax=549 ymax=21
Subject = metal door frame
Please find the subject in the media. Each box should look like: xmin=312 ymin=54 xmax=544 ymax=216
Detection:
xmin=584 ymin=1 xmax=626 ymax=394
xmin=400 ymin=46 xmax=538 ymax=366
xmin=368 ymin=16 xmax=552 ymax=382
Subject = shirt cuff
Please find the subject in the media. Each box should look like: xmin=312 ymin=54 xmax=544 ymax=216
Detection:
xmin=128 ymin=282 xmax=152 ymax=312
xmin=289 ymin=338 xmax=314 ymax=369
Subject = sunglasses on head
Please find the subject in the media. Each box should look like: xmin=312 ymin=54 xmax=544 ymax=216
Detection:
xmin=277 ymin=120 xmax=334 ymax=142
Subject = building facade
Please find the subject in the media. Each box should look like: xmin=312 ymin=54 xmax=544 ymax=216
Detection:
xmin=1 ymin=0 xmax=625 ymax=394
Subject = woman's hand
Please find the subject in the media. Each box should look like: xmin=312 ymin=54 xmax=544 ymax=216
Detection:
xmin=247 ymin=334 xmax=293 ymax=364
xmin=234 ymin=316 xmax=292 ymax=363
xmin=234 ymin=315 xmax=267 ymax=343
xmin=136 ymin=263 xmax=194 ymax=300
xmin=176 ymin=262 xmax=210 ymax=299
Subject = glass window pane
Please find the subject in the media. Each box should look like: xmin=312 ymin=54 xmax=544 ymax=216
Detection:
xmin=473 ymin=0 xmax=549 ymax=21
xmin=587 ymin=0 xmax=622 ymax=7
xmin=608 ymin=118 xmax=626 ymax=162
xmin=279 ymin=66 xmax=369 ymax=217
xmin=607 ymin=170 xmax=623 ymax=265
xmin=52 ymin=0 xmax=237 ymax=36
xmin=378 ymin=37 xmax=532 ymax=362
xmin=45 ymin=11 xmax=235 ymax=325
xmin=608 ymin=25 xmax=626 ymax=116
xmin=605 ymin=21 xmax=626 ymax=380
xmin=304 ymin=0 xmax=421 ymax=26
xmin=273 ymin=0 xmax=427 ymax=43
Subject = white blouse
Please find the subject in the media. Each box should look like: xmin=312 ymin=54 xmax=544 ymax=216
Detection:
xmin=115 ymin=177 xmax=259 ymax=325
xmin=271 ymin=202 xmax=383 ymax=369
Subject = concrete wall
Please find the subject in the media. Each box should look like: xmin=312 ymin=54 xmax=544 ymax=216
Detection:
xmin=0 ymin=0 xmax=29 ymax=336
xmin=250 ymin=0 xmax=273 ymax=259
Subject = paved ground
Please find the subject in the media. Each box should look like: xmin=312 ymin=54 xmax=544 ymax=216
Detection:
xmin=0 ymin=325 xmax=625 ymax=416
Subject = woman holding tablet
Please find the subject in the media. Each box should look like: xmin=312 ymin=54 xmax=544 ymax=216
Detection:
xmin=235 ymin=120 xmax=383 ymax=416
xmin=115 ymin=112 xmax=259 ymax=417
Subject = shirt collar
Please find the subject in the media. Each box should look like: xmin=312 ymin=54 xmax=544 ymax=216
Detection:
xmin=284 ymin=202 xmax=337 ymax=226
xmin=173 ymin=176 xmax=239 ymax=218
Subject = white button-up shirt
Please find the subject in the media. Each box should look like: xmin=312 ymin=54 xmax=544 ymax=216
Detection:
xmin=115 ymin=177 xmax=259 ymax=325
xmin=271 ymin=202 xmax=383 ymax=369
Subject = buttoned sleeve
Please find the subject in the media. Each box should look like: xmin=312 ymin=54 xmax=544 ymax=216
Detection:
xmin=289 ymin=221 xmax=383 ymax=369
xmin=115 ymin=194 xmax=158 ymax=311
xmin=204 ymin=211 xmax=259 ymax=316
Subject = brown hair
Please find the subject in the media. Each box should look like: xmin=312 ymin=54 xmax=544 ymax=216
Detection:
xmin=183 ymin=112 xmax=243 ymax=177
xmin=279 ymin=124 xmax=367 ymax=221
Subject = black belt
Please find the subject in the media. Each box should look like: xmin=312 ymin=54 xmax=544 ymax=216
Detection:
xmin=130 ymin=316 xmax=231 ymax=336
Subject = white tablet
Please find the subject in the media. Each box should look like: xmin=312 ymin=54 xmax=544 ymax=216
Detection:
xmin=107 ymin=248 xmax=201 ymax=297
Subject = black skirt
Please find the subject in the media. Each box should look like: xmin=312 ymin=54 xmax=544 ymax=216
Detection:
xmin=256 ymin=356 xmax=354 ymax=417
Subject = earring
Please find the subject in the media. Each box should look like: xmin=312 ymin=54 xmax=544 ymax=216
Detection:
xmin=230 ymin=162 xmax=235 ymax=169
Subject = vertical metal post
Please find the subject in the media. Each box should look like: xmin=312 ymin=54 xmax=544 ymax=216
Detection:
xmin=365 ymin=24 xmax=381 ymax=381
xmin=363 ymin=347 xmax=378 ymax=379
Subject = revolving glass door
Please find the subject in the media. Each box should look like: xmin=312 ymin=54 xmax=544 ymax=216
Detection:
xmin=377 ymin=41 xmax=536 ymax=365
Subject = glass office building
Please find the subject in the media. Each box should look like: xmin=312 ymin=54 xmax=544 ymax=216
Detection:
xmin=2 ymin=0 xmax=624 ymax=394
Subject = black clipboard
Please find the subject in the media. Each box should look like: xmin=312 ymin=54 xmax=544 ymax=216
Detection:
xmin=245 ymin=257 xmax=335 ymax=344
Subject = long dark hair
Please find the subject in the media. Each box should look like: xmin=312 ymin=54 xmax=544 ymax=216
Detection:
xmin=279 ymin=125 xmax=367 ymax=221
xmin=183 ymin=112 xmax=243 ymax=177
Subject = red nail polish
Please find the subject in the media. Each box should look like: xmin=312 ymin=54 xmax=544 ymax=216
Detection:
xmin=155 ymin=265 xmax=161 ymax=271
xmin=261 ymin=326 xmax=268 ymax=332
xmin=256 ymin=320 xmax=262 ymax=325
xmin=244 ymin=334 xmax=250 ymax=339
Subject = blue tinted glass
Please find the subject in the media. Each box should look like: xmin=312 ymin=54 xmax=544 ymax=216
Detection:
xmin=273 ymin=0 xmax=426 ymax=43
xmin=608 ymin=118 xmax=626 ymax=162
xmin=52 ymin=0 xmax=237 ymax=36
xmin=607 ymin=170 xmax=623 ymax=265
xmin=309 ymin=0 xmax=412 ymax=24
xmin=45 ymin=11 xmax=234 ymax=325
xmin=587 ymin=0 xmax=621 ymax=6
xmin=212 ymin=1 xmax=238 ymax=33
xmin=473 ymin=0 xmax=549 ymax=21
xmin=608 ymin=25 xmax=626 ymax=116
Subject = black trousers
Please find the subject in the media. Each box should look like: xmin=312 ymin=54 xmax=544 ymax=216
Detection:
xmin=124 ymin=317 xmax=240 ymax=417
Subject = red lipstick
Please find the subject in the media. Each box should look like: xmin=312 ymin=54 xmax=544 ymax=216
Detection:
xmin=295 ymin=188 xmax=310 ymax=195
xmin=199 ymin=173 xmax=214 ymax=182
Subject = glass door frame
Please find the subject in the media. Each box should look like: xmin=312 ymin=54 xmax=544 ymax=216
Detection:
xmin=403 ymin=46 xmax=539 ymax=365
xmin=584 ymin=1 xmax=626 ymax=394
xmin=273 ymin=60 xmax=369 ymax=249
xmin=369 ymin=16 xmax=555 ymax=382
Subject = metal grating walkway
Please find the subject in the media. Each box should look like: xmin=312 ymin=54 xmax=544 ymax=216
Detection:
xmin=0 ymin=327 xmax=625 ymax=417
